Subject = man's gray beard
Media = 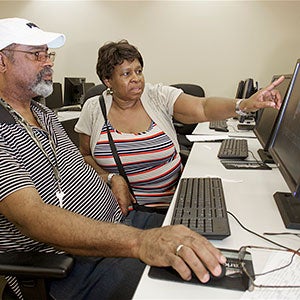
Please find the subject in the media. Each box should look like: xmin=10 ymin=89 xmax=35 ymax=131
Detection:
xmin=31 ymin=81 xmax=53 ymax=98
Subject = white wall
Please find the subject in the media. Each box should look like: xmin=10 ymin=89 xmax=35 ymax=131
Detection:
xmin=1 ymin=1 xmax=300 ymax=97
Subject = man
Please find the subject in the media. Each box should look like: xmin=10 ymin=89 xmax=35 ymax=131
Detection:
xmin=0 ymin=18 xmax=227 ymax=299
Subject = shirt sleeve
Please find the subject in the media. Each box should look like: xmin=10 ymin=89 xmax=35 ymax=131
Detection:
xmin=74 ymin=97 xmax=97 ymax=136
xmin=0 ymin=137 xmax=34 ymax=201
xmin=145 ymin=83 xmax=183 ymax=116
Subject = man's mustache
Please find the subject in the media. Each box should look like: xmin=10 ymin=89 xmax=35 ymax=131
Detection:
xmin=37 ymin=67 xmax=53 ymax=82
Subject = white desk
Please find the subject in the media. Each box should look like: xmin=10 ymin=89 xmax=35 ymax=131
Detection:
xmin=133 ymin=136 xmax=299 ymax=299
xmin=192 ymin=119 xmax=256 ymax=139
xmin=57 ymin=110 xmax=81 ymax=122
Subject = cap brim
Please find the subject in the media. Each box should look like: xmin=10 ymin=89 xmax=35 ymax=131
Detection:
xmin=16 ymin=31 xmax=66 ymax=48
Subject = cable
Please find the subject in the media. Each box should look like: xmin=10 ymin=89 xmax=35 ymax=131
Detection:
xmin=248 ymin=150 xmax=267 ymax=167
xmin=255 ymin=247 xmax=300 ymax=278
xmin=264 ymin=232 xmax=300 ymax=238
xmin=227 ymin=211 xmax=299 ymax=254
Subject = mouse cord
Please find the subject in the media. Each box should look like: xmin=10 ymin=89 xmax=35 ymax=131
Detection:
xmin=227 ymin=211 xmax=298 ymax=253
xmin=248 ymin=150 xmax=266 ymax=167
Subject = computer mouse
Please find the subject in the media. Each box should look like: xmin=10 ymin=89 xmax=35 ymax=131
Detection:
xmin=208 ymin=264 xmax=226 ymax=281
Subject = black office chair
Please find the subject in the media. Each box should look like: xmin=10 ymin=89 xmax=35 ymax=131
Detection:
xmin=170 ymin=83 xmax=205 ymax=165
xmin=56 ymin=84 xmax=106 ymax=148
xmin=82 ymin=84 xmax=107 ymax=105
xmin=0 ymin=252 xmax=74 ymax=300
xmin=61 ymin=118 xmax=80 ymax=148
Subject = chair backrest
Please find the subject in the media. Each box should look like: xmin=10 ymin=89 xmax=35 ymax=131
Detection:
xmin=170 ymin=83 xmax=205 ymax=135
xmin=170 ymin=83 xmax=205 ymax=98
xmin=83 ymin=84 xmax=107 ymax=104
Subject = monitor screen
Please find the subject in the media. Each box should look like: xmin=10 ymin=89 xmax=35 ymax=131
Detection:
xmin=45 ymin=82 xmax=63 ymax=110
xmin=254 ymin=74 xmax=292 ymax=163
xmin=268 ymin=59 xmax=300 ymax=229
xmin=64 ymin=77 xmax=86 ymax=106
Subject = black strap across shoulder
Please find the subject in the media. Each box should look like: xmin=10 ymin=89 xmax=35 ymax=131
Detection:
xmin=99 ymin=95 xmax=169 ymax=214
xmin=98 ymin=95 xmax=137 ymax=201
xmin=98 ymin=96 xmax=169 ymax=213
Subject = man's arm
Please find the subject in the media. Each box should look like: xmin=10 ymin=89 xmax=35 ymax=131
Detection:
xmin=0 ymin=187 xmax=137 ymax=257
xmin=0 ymin=187 xmax=226 ymax=283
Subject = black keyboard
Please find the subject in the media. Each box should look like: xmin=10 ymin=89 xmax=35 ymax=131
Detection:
xmin=217 ymin=139 xmax=248 ymax=159
xmin=170 ymin=177 xmax=231 ymax=240
xmin=237 ymin=123 xmax=255 ymax=131
xmin=209 ymin=120 xmax=228 ymax=132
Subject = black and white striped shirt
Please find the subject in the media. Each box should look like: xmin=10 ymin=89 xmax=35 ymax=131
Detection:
xmin=0 ymin=100 xmax=123 ymax=254
xmin=0 ymin=100 xmax=123 ymax=298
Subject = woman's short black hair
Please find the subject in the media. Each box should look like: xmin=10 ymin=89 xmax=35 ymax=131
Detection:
xmin=96 ymin=39 xmax=144 ymax=84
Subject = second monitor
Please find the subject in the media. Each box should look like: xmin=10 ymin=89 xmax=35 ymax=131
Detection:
xmin=44 ymin=82 xmax=63 ymax=111
xmin=64 ymin=77 xmax=86 ymax=106
xmin=254 ymin=74 xmax=292 ymax=163
xmin=269 ymin=59 xmax=300 ymax=229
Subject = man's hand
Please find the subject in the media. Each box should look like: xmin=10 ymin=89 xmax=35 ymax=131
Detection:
xmin=111 ymin=175 xmax=135 ymax=215
xmin=137 ymin=225 xmax=226 ymax=283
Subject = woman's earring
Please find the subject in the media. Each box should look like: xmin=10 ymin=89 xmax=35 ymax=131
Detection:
xmin=106 ymin=87 xmax=113 ymax=95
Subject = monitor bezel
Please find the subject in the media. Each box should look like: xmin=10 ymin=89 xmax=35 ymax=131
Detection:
xmin=242 ymin=78 xmax=255 ymax=99
xmin=268 ymin=60 xmax=300 ymax=198
xmin=254 ymin=74 xmax=292 ymax=151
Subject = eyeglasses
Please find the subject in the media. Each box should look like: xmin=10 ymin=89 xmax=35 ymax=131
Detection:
xmin=238 ymin=245 xmax=300 ymax=291
xmin=3 ymin=49 xmax=56 ymax=63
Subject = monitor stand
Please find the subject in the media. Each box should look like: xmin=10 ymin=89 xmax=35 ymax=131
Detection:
xmin=257 ymin=149 xmax=274 ymax=164
xmin=273 ymin=192 xmax=300 ymax=229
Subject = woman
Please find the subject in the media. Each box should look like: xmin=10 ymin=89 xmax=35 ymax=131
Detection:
xmin=75 ymin=40 xmax=283 ymax=215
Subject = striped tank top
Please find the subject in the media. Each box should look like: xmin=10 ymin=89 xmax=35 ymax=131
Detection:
xmin=94 ymin=121 xmax=182 ymax=205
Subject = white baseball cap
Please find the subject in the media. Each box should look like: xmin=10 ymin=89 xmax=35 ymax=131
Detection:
xmin=0 ymin=17 xmax=66 ymax=50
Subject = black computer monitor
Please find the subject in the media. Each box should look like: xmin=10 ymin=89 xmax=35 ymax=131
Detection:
xmin=239 ymin=78 xmax=258 ymax=122
xmin=268 ymin=59 xmax=300 ymax=229
xmin=64 ymin=77 xmax=86 ymax=106
xmin=254 ymin=74 xmax=292 ymax=163
xmin=45 ymin=82 xmax=63 ymax=110
xmin=235 ymin=80 xmax=245 ymax=99
xmin=242 ymin=78 xmax=257 ymax=99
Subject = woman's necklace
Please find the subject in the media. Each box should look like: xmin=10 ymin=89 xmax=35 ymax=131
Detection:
xmin=0 ymin=98 xmax=65 ymax=208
